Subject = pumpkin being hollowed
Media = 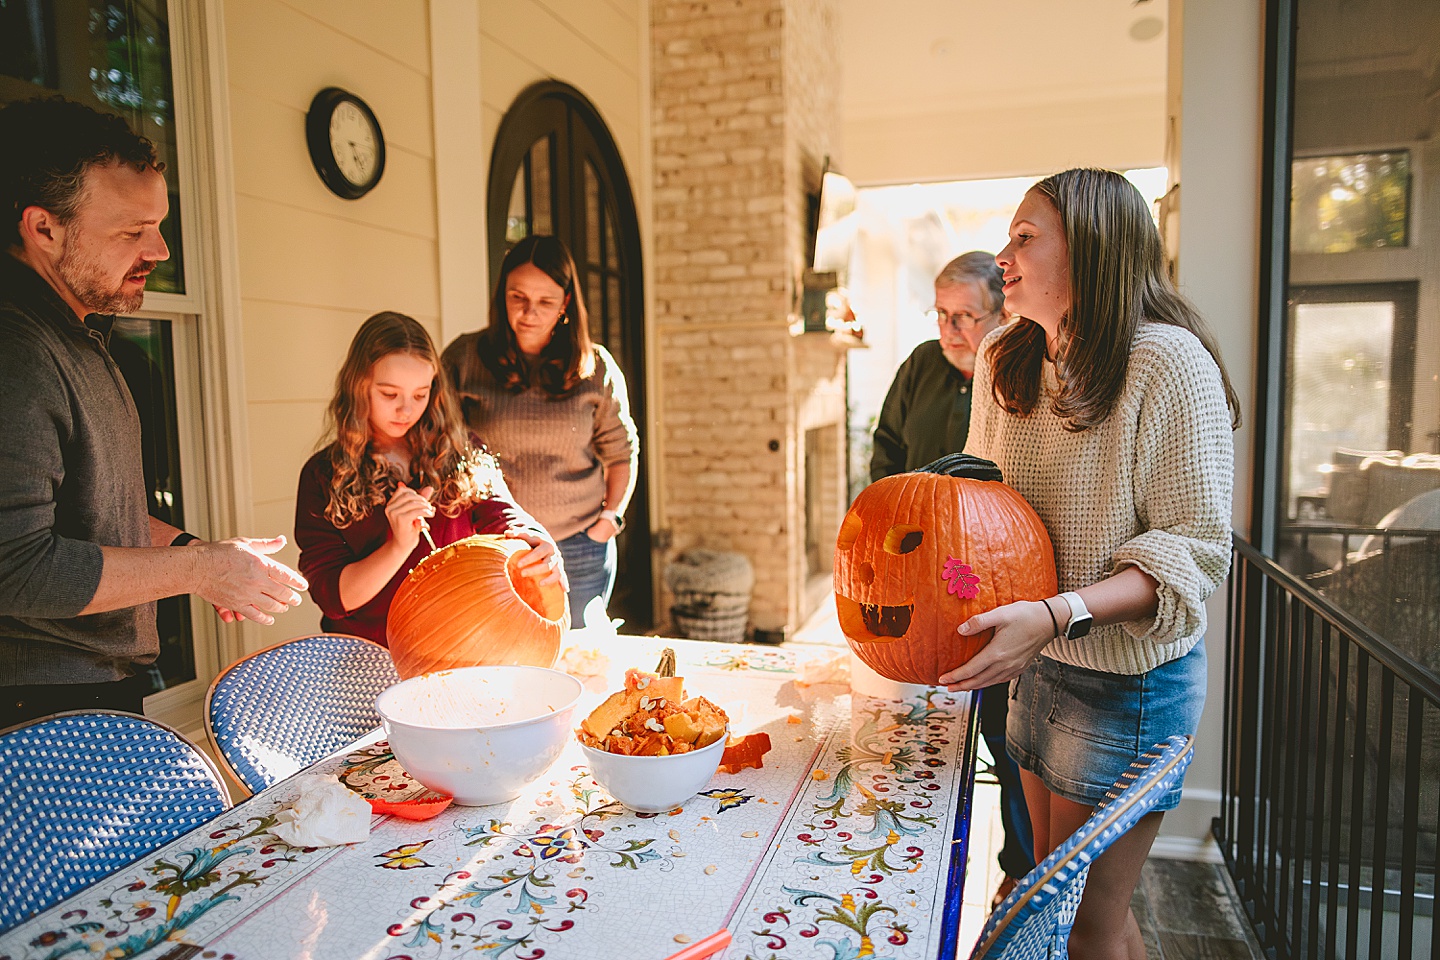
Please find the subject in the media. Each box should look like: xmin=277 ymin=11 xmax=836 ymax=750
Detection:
xmin=834 ymin=454 xmax=1057 ymax=685
xmin=387 ymin=534 xmax=570 ymax=679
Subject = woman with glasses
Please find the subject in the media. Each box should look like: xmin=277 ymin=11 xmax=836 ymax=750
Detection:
xmin=443 ymin=235 xmax=638 ymax=628
xmin=869 ymin=251 xmax=1007 ymax=481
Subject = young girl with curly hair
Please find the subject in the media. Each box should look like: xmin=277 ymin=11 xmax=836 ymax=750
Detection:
xmin=295 ymin=311 xmax=563 ymax=644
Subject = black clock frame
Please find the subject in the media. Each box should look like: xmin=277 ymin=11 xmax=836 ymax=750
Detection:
xmin=305 ymin=86 xmax=385 ymax=200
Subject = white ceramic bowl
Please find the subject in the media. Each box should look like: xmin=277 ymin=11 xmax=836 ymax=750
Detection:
xmin=376 ymin=665 xmax=584 ymax=806
xmin=579 ymin=733 xmax=727 ymax=814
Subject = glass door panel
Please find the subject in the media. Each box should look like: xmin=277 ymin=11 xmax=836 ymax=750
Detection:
xmin=0 ymin=0 xmax=185 ymax=293
xmin=1286 ymin=299 xmax=1394 ymax=519
xmin=112 ymin=315 xmax=195 ymax=693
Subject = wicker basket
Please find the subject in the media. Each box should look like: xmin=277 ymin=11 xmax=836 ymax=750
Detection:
xmin=671 ymin=607 xmax=749 ymax=643
xmin=671 ymin=589 xmax=750 ymax=616
xmin=665 ymin=550 xmax=753 ymax=643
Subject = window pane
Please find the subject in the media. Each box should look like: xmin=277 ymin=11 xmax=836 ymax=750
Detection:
xmin=585 ymin=159 xmax=601 ymax=261
xmin=0 ymin=1 xmax=184 ymax=294
xmin=607 ymin=275 xmax=622 ymax=361
xmin=529 ymin=137 xmax=553 ymax=237
xmin=0 ymin=3 xmax=59 ymax=88
xmin=1290 ymin=151 xmax=1411 ymax=254
xmin=586 ymin=271 xmax=603 ymax=345
xmin=604 ymin=202 xmax=618 ymax=270
xmin=112 ymin=316 xmax=194 ymax=692
xmin=1286 ymin=300 xmax=1393 ymax=518
xmin=505 ymin=163 xmax=528 ymax=244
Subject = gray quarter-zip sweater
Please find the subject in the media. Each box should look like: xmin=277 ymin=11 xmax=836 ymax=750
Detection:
xmin=0 ymin=253 xmax=157 ymax=685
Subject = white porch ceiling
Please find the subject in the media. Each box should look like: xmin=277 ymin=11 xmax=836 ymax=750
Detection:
xmin=839 ymin=0 xmax=1169 ymax=184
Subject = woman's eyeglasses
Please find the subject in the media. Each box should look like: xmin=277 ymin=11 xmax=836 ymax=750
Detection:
xmin=925 ymin=308 xmax=997 ymax=331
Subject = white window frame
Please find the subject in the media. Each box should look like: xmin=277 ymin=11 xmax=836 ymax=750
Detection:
xmin=135 ymin=0 xmax=252 ymax=733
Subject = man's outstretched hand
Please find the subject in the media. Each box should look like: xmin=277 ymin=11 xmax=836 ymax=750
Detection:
xmin=191 ymin=535 xmax=308 ymax=625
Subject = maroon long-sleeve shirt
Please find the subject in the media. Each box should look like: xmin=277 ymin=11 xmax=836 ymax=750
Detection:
xmin=294 ymin=450 xmax=545 ymax=644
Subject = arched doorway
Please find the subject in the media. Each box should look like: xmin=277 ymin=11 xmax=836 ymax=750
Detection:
xmin=488 ymin=81 xmax=652 ymax=629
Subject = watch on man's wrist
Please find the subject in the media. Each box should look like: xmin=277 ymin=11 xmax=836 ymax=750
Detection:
xmin=1059 ymin=591 xmax=1093 ymax=641
xmin=599 ymin=509 xmax=625 ymax=533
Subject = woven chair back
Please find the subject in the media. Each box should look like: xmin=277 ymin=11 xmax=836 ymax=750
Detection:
xmin=969 ymin=735 xmax=1195 ymax=960
xmin=0 ymin=710 xmax=230 ymax=932
xmin=204 ymin=633 xmax=399 ymax=794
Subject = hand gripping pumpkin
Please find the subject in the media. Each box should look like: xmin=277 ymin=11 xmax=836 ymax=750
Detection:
xmin=387 ymin=534 xmax=570 ymax=679
xmin=834 ymin=454 xmax=1057 ymax=684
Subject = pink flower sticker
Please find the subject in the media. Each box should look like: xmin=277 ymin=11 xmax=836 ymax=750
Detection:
xmin=941 ymin=556 xmax=981 ymax=599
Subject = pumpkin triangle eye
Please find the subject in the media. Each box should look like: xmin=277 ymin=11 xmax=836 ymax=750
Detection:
xmin=837 ymin=511 xmax=863 ymax=550
xmin=883 ymin=525 xmax=923 ymax=555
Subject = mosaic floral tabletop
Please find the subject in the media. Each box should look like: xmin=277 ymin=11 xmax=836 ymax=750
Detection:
xmin=0 ymin=639 xmax=979 ymax=960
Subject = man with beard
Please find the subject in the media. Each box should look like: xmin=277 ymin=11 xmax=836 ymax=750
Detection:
xmin=0 ymin=97 xmax=308 ymax=726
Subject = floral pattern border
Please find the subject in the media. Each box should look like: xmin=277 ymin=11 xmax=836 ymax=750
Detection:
xmin=0 ymin=644 xmax=973 ymax=960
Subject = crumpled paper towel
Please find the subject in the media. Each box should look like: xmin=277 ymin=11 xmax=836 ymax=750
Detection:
xmin=796 ymin=648 xmax=850 ymax=687
xmin=559 ymin=645 xmax=611 ymax=692
xmin=561 ymin=596 xmax=622 ymax=690
xmin=269 ymin=775 xmax=372 ymax=847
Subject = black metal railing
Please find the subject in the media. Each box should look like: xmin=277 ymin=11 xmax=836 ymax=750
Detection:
xmin=1219 ymin=535 xmax=1440 ymax=960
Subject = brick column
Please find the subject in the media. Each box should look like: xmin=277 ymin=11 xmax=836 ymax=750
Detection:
xmin=652 ymin=0 xmax=845 ymax=636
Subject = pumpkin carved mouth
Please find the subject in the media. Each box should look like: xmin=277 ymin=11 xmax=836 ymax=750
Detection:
xmin=834 ymin=594 xmax=913 ymax=643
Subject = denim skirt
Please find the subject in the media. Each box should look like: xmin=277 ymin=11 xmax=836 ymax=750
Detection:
xmin=1006 ymin=639 xmax=1206 ymax=811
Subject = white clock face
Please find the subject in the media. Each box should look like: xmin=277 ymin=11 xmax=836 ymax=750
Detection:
xmin=329 ymin=100 xmax=379 ymax=187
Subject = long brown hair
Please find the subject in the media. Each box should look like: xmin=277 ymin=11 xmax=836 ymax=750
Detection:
xmin=322 ymin=311 xmax=498 ymax=527
xmin=471 ymin=234 xmax=595 ymax=397
xmin=988 ymin=168 xmax=1240 ymax=431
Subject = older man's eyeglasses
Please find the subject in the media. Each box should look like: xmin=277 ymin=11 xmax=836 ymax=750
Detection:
xmin=925 ymin=307 xmax=997 ymax=331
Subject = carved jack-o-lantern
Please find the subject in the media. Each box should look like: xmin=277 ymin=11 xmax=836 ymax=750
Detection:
xmin=834 ymin=454 xmax=1057 ymax=685
xmin=387 ymin=534 xmax=570 ymax=679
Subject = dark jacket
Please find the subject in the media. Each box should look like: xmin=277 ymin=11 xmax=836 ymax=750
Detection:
xmin=870 ymin=339 xmax=975 ymax=481
xmin=0 ymin=254 xmax=156 ymax=685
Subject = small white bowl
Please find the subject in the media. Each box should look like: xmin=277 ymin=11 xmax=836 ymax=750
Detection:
xmin=376 ymin=665 xmax=584 ymax=806
xmin=579 ymin=734 xmax=727 ymax=814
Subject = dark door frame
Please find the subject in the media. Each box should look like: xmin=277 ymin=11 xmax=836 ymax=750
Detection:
xmin=486 ymin=80 xmax=653 ymax=629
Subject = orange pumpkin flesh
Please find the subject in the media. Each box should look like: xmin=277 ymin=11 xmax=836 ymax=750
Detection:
xmin=834 ymin=455 xmax=1058 ymax=685
xmin=387 ymin=534 xmax=570 ymax=679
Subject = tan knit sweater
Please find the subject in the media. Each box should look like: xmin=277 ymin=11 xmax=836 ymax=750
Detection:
xmin=965 ymin=322 xmax=1235 ymax=674
xmin=442 ymin=340 xmax=637 ymax=542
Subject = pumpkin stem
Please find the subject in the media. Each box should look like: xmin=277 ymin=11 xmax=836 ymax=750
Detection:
xmin=915 ymin=453 xmax=1003 ymax=482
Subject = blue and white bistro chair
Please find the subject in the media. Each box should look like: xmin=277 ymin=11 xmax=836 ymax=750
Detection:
xmin=969 ymin=735 xmax=1195 ymax=960
xmin=204 ymin=633 xmax=399 ymax=795
xmin=0 ymin=710 xmax=231 ymax=932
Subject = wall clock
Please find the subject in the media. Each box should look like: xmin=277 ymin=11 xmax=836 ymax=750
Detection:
xmin=305 ymin=87 xmax=386 ymax=199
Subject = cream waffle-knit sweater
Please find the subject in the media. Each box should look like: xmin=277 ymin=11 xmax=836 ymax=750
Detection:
xmin=965 ymin=322 xmax=1235 ymax=675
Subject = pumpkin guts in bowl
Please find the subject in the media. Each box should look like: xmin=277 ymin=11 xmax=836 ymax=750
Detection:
xmin=576 ymin=668 xmax=757 ymax=813
xmin=576 ymin=668 xmax=728 ymax=756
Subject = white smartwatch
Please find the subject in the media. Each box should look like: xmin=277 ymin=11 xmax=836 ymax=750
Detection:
xmin=1058 ymin=591 xmax=1093 ymax=641
xmin=599 ymin=509 xmax=625 ymax=533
